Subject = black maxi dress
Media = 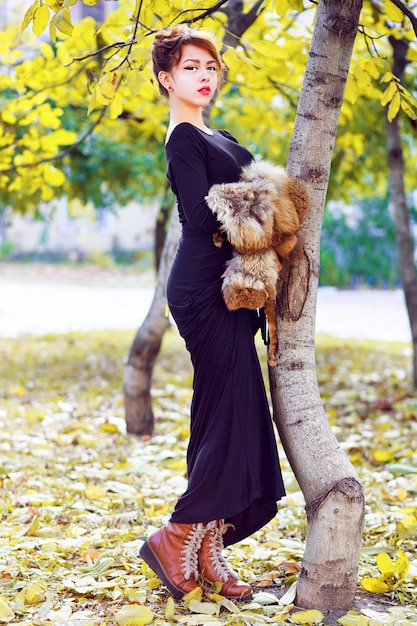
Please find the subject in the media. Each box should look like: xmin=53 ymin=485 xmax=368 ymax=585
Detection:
xmin=165 ymin=122 xmax=285 ymax=547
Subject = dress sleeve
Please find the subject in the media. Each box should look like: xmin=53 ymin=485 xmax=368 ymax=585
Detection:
xmin=166 ymin=128 xmax=220 ymax=234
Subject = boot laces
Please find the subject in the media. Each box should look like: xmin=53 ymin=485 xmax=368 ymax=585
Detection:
xmin=206 ymin=520 xmax=235 ymax=583
xmin=180 ymin=522 xmax=206 ymax=581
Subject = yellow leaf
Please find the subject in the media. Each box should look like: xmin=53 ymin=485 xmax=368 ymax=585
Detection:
xmin=95 ymin=75 xmax=117 ymax=104
xmin=53 ymin=8 xmax=73 ymax=37
xmin=395 ymin=550 xmax=409 ymax=579
xmin=1 ymin=109 xmax=17 ymax=124
xmin=376 ymin=552 xmax=395 ymax=577
xmin=222 ymin=47 xmax=258 ymax=76
xmin=0 ymin=599 xmax=15 ymax=623
xmin=361 ymin=577 xmax=389 ymax=593
xmin=290 ymin=609 xmax=324 ymax=624
xmin=42 ymin=185 xmax=54 ymax=201
xmin=362 ymin=58 xmax=384 ymax=80
xmin=87 ymin=89 xmax=98 ymax=116
xmin=188 ymin=599 xmax=219 ymax=615
xmin=81 ymin=0 xmax=100 ymax=5
xmin=252 ymin=41 xmax=286 ymax=59
xmin=275 ymin=0 xmax=289 ymax=16
xmin=129 ymin=47 xmax=149 ymax=67
xmin=43 ymin=165 xmax=66 ymax=187
xmin=49 ymin=17 xmax=57 ymax=43
xmin=126 ymin=69 xmax=142 ymax=96
xmin=289 ymin=0 xmax=304 ymax=9
xmin=40 ymin=42 xmax=55 ymax=59
xmin=387 ymin=91 xmax=401 ymax=121
xmin=400 ymin=99 xmax=417 ymax=120
xmin=337 ymin=611 xmax=370 ymax=626
xmin=381 ymin=81 xmax=397 ymax=106
xmin=109 ymin=92 xmax=124 ymax=119
xmin=373 ymin=450 xmax=393 ymax=462
xmin=384 ymin=0 xmax=404 ymax=22
xmin=183 ymin=586 xmax=203 ymax=606
xmin=146 ymin=577 xmax=160 ymax=589
xmin=15 ymin=583 xmax=47 ymax=605
xmin=396 ymin=487 xmax=408 ymax=501
xmin=21 ymin=1 xmax=38 ymax=33
xmin=49 ymin=128 xmax=77 ymax=146
xmin=85 ymin=485 xmax=106 ymax=500
xmin=380 ymin=71 xmax=396 ymax=83
xmin=33 ymin=2 xmax=50 ymax=37
xmin=114 ymin=604 xmax=154 ymax=626
xmin=100 ymin=422 xmax=120 ymax=433
xmin=165 ymin=596 xmax=175 ymax=619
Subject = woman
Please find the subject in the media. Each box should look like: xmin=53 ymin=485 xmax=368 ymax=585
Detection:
xmin=140 ymin=25 xmax=285 ymax=602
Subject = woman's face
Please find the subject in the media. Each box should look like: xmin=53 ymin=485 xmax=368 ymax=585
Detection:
xmin=160 ymin=44 xmax=218 ymax=106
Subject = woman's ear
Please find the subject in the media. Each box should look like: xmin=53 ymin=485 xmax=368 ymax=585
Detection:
xmin=158 ymin=71 xmax=171 ymax=91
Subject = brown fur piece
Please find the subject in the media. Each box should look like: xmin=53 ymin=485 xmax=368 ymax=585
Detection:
xmin=206 ymin=160 xmax=309 ymax=366
xmin=222 ymin=249 xmax=280 ymax=311
xmin=207 ymin=177 xmax=278 ymax=253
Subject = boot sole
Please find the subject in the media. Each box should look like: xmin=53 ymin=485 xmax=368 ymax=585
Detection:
xmin=225 ymin=591 xmax=253 ymax=602
xmin=139 ymin=540 xmax=186 ymax=600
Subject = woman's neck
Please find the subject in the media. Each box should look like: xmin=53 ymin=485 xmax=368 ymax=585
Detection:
xmin=166 ymin=110 xmax=212 ymax=143
xmin=168 ymin=102 xmax=210 ymax=134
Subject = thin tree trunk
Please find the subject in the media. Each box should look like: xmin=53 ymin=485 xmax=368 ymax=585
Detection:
xmin=124 ymin=208 xmax=180 ymax=435
xmin=386 ymin=36 xmax=417 ymax=388
xmin=155 ymin=202 xmax=171 ymax=272
xmin=269 ymin=0 xmax=365 ymax=609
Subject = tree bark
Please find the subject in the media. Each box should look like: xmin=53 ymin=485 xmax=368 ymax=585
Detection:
xmin=386 ymin=36 xmax=417 ymax=388
xmin=124 ymin=208 xmax=180 ymax=435
xmin=269 ymin=0 xmax=365 ymax=609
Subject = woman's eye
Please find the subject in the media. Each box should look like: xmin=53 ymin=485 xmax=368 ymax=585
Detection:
xmin=208 ymin=66 xmax=217 ymax=71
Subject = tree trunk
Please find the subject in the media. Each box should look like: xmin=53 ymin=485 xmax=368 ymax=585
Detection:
xmin=269 ymin=0 xmax=365 ymax=609
xmin=123 ymin=207 xmax=180 ymax=435
xmin=386 ymin=37 xmax=417 ymax=388
xmin=154 ymin=201 xmax=171 ymax=272
xmin=124 ymin=0 xmax=267 ymax=434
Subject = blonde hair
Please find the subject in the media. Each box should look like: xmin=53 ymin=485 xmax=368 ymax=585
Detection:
xmin=152 ymin=25 xmax=224 ymax=97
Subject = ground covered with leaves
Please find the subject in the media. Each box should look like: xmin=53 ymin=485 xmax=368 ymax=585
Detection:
xmin=0 ymin=324 xmax=416 ymax=625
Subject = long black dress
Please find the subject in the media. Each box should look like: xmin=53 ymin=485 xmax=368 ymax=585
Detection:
xmin=165 ymin=122 xmax=285 ymax=547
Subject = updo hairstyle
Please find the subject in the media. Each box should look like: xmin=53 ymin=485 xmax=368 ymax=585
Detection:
xmin=152 ymin=25 xmax=224 ymax=97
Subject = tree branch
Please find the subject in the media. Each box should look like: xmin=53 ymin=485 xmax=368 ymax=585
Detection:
xmin=174 ymin=0 xmax=230 ymax=25
xmin=112 ymin=0 xmax=144 ymax=71
xmin=388 ymin=0 xmax=417 ymax=37
xmin=0 ymin=108 xmax=107 ymax=176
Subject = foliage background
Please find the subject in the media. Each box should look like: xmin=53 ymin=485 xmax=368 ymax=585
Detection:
xmin=0 ymin=266 xmax=416 ymax=625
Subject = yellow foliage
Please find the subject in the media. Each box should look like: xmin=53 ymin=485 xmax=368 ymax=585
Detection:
xmin=361 ymin=550 xmax=410 ymax=594
xmin=164 ymin=596 xmax=175 ymax=619
xmin=0 ymin=599 xmax=15 ymax=623
xmin=114 ymin=604 xmax=154 ymax=626
xmin=274 ymin=0 xmax=289 ymax=17
xmin=384 ymin=0 xmax=405 ymax=22
xmin=15 ymin=582 xmax=47 ymax=605
xmin=289 ymin=609 xmax=324 ymax=624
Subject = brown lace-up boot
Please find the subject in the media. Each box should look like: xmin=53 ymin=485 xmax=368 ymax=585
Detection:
xmin=199 ymin=520 xmax=253 ymax=601
xmin=140 ymin=521 xmax=206 ymax=599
